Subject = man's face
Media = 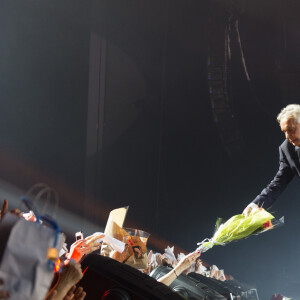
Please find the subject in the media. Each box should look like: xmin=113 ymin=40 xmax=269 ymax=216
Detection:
xmin=280 ymin=117 xmax=300 ymax=147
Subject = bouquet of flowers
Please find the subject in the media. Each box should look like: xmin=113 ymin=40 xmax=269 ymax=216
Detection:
xmin=197 ymin=208 xmax=283 ymax=253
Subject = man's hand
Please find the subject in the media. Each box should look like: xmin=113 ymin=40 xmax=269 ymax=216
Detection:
xmin=243 ymin=203 xmax=259 ymax=217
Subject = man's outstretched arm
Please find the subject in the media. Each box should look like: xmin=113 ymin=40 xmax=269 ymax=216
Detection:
xmin=243 ymin=146 xmax=294 ymax=216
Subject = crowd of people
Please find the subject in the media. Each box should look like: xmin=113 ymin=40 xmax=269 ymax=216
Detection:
xmin=0 ymin=198 xmax=231 ymax=300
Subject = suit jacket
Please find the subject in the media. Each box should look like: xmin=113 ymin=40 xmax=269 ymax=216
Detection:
xmin=253 ymin=139 xmax=300 ymax=209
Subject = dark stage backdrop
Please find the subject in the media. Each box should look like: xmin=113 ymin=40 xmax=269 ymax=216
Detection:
xmin=0 ymin=0 xmax=300 ymax=298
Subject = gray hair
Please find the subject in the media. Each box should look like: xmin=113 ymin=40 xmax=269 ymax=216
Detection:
xmin=277 ymin=104 xmax=300 ymax=124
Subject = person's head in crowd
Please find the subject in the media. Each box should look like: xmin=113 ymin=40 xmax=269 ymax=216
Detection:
xmin=194 ymin=258 xmax=206 ymax=275
xmin=161 ymin=256 xmax=172 ymax=267
xmin=155 ymin=253 xmax=173 ymax=267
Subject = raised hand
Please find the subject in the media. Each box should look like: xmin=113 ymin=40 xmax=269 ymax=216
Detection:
xmin=158 ymin=252 xmax=201 ymax=286
xmin=67 ymin=233 xmax=104 ymax=262
xmin=175 ymin=252 xmax=200 ymax=274
xmin=67 ymin=240 xmax=91 ymax=262
xmin=54 ymin=261 xmax=83 ymax=300
xmin=62 ymin=286 xmax=86 ymax=300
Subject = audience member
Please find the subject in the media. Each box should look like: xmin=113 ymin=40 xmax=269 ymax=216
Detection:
xmin=0 ymin=198 xmax=234 ymax=299
xmin=158 ymin=252 xmax=200 ymax=286
xmin=46 ymin=261 xmax=84 ymax=300
xmin=194 ymin=258 xmax=206 ymax=275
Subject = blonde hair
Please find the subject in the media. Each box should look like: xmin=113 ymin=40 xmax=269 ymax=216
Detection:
xmin=277 ymin=104 xmax=300 ymax=124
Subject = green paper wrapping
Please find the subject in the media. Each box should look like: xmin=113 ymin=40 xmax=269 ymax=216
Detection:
xmin=199 ymin=208 xmax=274 ymax=252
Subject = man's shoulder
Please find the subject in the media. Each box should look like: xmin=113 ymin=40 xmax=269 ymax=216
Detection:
xmin=279 ymin=139 xmax=296 ymax=158
xmin=280 ymin=139 xmax=292 ymax=150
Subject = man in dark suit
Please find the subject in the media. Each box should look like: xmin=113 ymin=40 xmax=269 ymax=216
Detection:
xmin=243 ymin=104 xmax=300 ymax=216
